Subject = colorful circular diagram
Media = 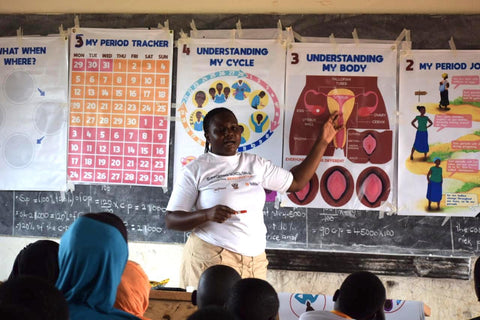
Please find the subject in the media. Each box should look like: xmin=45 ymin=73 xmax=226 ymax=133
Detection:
xmin=4 ymin=71 xmax=35 ymax=104
xmin=34 ymin=102 xmax=66 ymax=135
xmin=179 ymin=70 xmax=281 ymax=152
xmin=3 ymin=133 xmax=35 ymax=168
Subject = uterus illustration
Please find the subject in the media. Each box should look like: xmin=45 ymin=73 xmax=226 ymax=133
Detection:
xmin=289 ymin=76 xmax=390 ymax=157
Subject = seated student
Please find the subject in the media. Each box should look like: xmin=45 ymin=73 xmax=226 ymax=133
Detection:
xmin=187 ymin=305 xmax=236 ymax=320
xmin=115 ymin=260 xmax=152 ymax=320
xmin=0 ymin=275 xmax=69 ymax=320
xmin=55 ymin=212 xmax=140 ymax=320
xmin=226 ymin=278 xmax=279 ymax=320
xmin=8 ymin=239 xmax=59 ymax=284
xmin=192 ymin=264 xmax=241 ymax=309
xmin=471 ymin=257 xmax=480 ymax=320
xmin=299 ymin=271 xmax=386 ymax=320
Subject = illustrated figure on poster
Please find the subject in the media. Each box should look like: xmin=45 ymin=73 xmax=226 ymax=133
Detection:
xmin=209 ymin=87 xmax=216 ymax=101
xmin=439 ymin=73 xmax=450 ymax=110
xmin=165 ymin=107 xmax=341 ymax=288
xmin=194 ymin=91 xmax=207 ymax=108
xmin=239 ymin=124 xmax=247 ymax=144
xmin=223 ymin=86 xmax=231 ymax=101
xmin=232 ymin=79 xmax=251 ymax=100
xmin=426 ymin=157 xmax=443 ymax=211
xmin=193 ymin=111 xmax=205 ymax=132
xmin=251 ymin=91 xmax=266 ymax=109
xmin=410 ymin=105 xmax=433 ymax=161
xmin=213 ymin=83 xmax=227 ymax=103
xmin=250 ymin=112 xmax=269 ymax=133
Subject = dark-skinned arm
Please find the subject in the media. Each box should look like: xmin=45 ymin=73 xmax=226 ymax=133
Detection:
xmin=165 ymin=205 xmax=237 ymax=231
xmin=287 ymin=112 xmax=341 ymax=192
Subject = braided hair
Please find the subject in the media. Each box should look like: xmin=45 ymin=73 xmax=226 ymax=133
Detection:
xmin=203 ymin=107 xmax=236 ymax=153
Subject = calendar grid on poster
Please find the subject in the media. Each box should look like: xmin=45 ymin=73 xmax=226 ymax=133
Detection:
xmin=67 ymin=55 xmax=169 ymax=186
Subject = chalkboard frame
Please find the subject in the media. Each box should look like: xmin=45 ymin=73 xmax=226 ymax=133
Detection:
xmin=1 ymin=13 xmax=480 ymax=279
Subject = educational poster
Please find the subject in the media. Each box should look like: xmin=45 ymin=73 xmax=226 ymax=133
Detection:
xmin=277 ymin=293 xmax=425 ymax=320
xmin=398 ymin=50 xmax=480 ymax=216
xmin=174 ymin=38 xmax=286 ymax=182
xmin=0 ymin=35 xmax=68 ymax=191
xmin=67 ymin=28 xmax=173 ymax=187
xmin=283 ymin=43 xmax=397 ymax=210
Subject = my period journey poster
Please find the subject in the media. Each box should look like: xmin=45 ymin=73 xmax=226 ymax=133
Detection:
xmin=398 ymin=50 xmax=480 ymax=216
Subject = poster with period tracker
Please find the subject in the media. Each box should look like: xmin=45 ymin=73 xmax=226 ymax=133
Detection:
xmin=398 ymin=50 xmax=480 ymax=216
xmin=0 ymin=35 xmax=68 ymax=191
xmin=68 ymin=28 xmax=173 ymax=187
xmin=283 ymin=43 xmax=397 ymax=211
xmin=173 ymin=38 xmax=285 ymax=183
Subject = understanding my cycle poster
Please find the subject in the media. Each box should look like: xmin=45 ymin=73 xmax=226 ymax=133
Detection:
xmin=283 ymin=43 xmax=397 ymax=211
xmin=398 ymin=50 xmax=480 ymax=216
xmin=174 ymin=37 xmax=286 ymax=185
xmin=0 ymin=35 xmax=68 ymax=191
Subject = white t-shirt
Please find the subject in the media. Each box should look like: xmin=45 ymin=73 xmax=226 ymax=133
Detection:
xmin=167 ymin=152 xmax=293 ymax=256
xmin=299 ymin=311 xmax=353 ymax=320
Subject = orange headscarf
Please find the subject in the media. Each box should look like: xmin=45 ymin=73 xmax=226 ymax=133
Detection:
xmin=115 ymin=260 xmax=151 ymax=320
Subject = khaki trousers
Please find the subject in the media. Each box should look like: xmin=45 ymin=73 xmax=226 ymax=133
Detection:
xmin=180 ymin=233 xmax=268 ymax=288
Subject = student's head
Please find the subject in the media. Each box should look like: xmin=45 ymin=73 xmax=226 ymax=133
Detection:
xmin=8 ymin=239 xmax=59 ymax=284
xmin=333 ymin=271 xmax=386 ymax=320
xmin=0 ymin=275 xmax=69 ymax=320
xmin=187 ymin=305 xmax=235 ymax=320
xmin=474 ymin=257 xmax=480 ymax=301
xmin=55 ymin=212 xmax=129 ymax=315
xmin=196 ymin=111 xmax=204 ymax=121
xmin=433 ymin=157 xmax=441 ymax=165
xmin=216 ymin=82 xmax=223 ymax=93
xmin=192 ymin=265 xmax=241 ymax=309
xmin=259 ymin=91 xmax=266 ymax=98
xmin=195 ymin=91 xmax=206 ymax=107
xmin=115 ymin=260 xmax=151 ymax=319
xmin=226 ymin=278 xmax=279 ymax=320
xmin=203 ymin=107 xmax=243 ymax=155
xmin=442 ymin=73 xmax=448 ymax=79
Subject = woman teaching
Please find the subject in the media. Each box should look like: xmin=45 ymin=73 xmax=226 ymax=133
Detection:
xmin=166 ymin=107 xmax=341 ymax=288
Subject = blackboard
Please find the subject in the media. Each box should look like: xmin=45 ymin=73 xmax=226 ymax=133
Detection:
xmin=1 ymin=13 xmax=480 ymax=279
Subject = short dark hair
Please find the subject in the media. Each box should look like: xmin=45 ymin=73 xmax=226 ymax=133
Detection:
xmin=0 ymin=275 xmax=69 ymax=320
xmin=203 ymin=107 xmax=236 ymax=153
xmin=8 ymin=240 xmax=59 ymax=284
xmin=474 ymin=257 xmax=480 ymax=301
xmin=195 ymin=265 xmax=241 ymax=308
xmin=83 ymin=212 xmax=128 ymax=242
xmin=187 ymin=305 xmax=235 ymax=320
xmin=226 ymin=278 xmax=279 ymax=320
xmin=334 ymin=271 xmax=386 ymax=319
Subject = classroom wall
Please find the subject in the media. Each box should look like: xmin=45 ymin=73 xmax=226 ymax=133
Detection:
xmin=1 ymin=1 xmax=479 ymax=319
xmin=0 ymin=0 xmax=479 ymax=14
